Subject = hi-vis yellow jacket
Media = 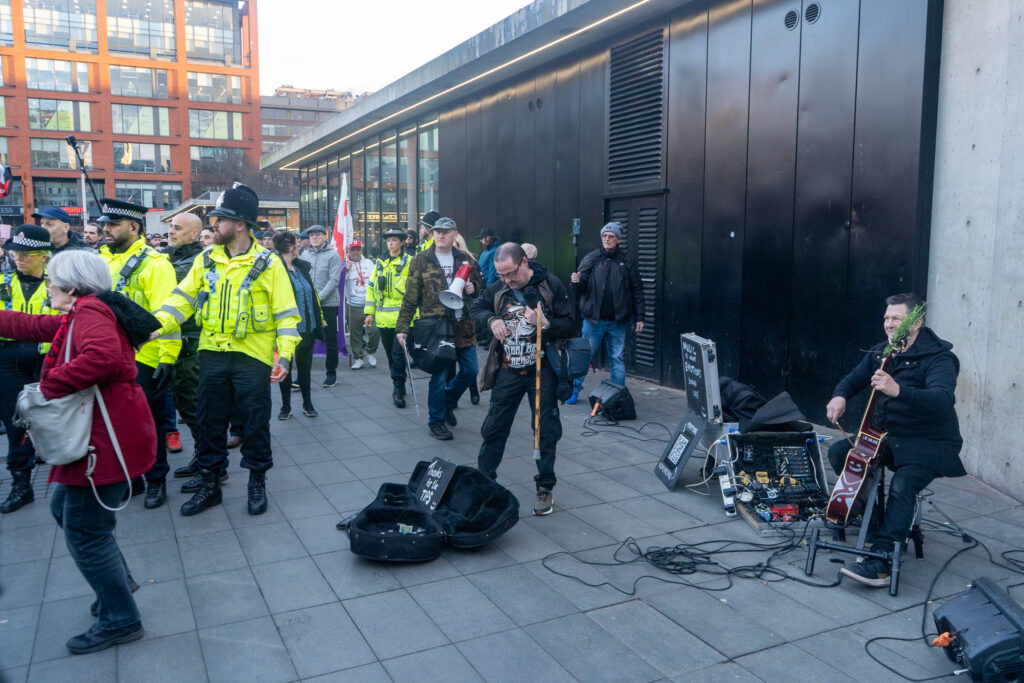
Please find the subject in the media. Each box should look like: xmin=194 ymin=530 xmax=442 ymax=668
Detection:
xmin=363 ymin=252 xmax=412 ymax=329
xmin=0 ymin=271 xmax=59 ymax=353
xmin=99 ymin=238 xmax=181 ymax=368
xmin=155 ymin=237 xmax=300 ymax=366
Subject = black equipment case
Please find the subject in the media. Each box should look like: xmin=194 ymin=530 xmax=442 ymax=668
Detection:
xmin=347 ymin=461 xmax=520 ymax=562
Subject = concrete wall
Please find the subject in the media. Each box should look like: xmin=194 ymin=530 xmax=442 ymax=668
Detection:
xmin=929 ymin=0 xmax=1023 ymax=501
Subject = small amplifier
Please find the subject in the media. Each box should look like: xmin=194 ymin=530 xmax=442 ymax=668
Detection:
xmin=933 ymin=576 xmax=1024 ymax=681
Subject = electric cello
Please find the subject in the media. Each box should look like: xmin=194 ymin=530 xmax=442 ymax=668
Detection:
xmin=825 ymin=306 xmax=924 ymax=524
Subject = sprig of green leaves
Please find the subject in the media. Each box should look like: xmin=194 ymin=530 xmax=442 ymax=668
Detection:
xmin=884 ymin=304 xmax=926 ymax=356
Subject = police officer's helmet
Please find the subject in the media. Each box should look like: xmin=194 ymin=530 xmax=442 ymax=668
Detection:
xmin=209 ymin=183 xmax=260 ymax=227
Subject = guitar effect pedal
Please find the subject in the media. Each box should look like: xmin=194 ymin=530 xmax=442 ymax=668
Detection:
xmin=713 ymin=465 xmax=737 ymax=517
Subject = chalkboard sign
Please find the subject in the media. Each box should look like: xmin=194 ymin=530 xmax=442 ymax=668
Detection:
xmin=680 ymin=333 xmax=722 ymax=423
xmin=413 ymin=457 xmax=457 ymax=511
xmin=655 ymin=412 xmax=708 ymax=491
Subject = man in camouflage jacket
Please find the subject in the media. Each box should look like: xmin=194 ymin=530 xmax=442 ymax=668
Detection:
xmin=396 ymin=217 xmax=483 ymax=440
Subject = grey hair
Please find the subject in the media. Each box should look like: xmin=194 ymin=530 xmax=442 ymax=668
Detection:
xmin=47 ymin=250 xmax=113 ymax=295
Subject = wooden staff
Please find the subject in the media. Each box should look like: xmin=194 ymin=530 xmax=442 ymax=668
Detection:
xmin=533 ymin=303 xmax=548 ymax=461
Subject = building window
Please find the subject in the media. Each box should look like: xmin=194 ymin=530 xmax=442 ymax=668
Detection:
xmin=417 ymin=116 xmax=439 ymax=218
xmin=262 ymin=140 xmax=285 ymax=155
xmin=110 ymin=65 xmax=169 ymax=98
xmin=261 ymin=124 xmax=290 ymax=137
xmin=398 ymin=127 xmax=415 ymax=231
xmin=32 ymin=178 xmax=103 ymax=207
xmin=107 ymin=0 xmax=176 ymax=60
xmin=114 ymin=142 xmax=172 ymax=173
xmin=185 ymin=0 xmax=242 ymax=65
xmin=188 ymin=72 xmax=241 ymax=104
xmin=30 ymin=137 xmax=92 ymax=169
xmin=25 ymin=58 xmax=89 ymax=93
xmin=189 ymin=110 xmax=242 ymax=140
xmin=190 ymin=145 xmax=245 ymax=174
xmin=28 ymin=99 xmax=91 ymax=131
xmin=23 ymin=0 xmax=98 ymax=52
xmin=0 ymin=56 xmax=5 ymax=87
xmin=0 ymin=0 xmax=12 ymax=48
xmin=0 ymin=97 xmax=6 ymax=128
xmin=115 ymin=180 xmax=181 ymax=209
xmin=0 ymin=179 xmax=23 ymax=213
xmin=0 ymin=137 xmax=7 ymax=165
xmin=111 ymin=104 xmax=170 ymax=136
xmin=261 ymin=107 xmax=287 ymax=119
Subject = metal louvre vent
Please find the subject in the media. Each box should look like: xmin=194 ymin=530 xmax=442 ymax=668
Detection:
xmin=608 ymin=29 xmax=665 ymax=186
xmin=610 ymin=209 xmax=630 ymax=248
xmin=805 ymin=3 xmax=821 ymax=23
xmin=634 ymin=207 xmax=658 ymax=367
xmin=784 ymin=9 xmax=799 ymax=29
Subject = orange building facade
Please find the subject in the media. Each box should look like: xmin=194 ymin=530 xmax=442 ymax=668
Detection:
xmin=0 ymin=0 xmax=261 ymax=224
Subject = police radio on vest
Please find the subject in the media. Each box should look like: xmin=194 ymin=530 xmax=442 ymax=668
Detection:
xmin=439 ymin=263 xmax=472 ymax=310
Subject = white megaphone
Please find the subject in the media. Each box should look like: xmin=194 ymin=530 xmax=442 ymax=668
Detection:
xmin=439 ymin=262 xmax=473 ymax=310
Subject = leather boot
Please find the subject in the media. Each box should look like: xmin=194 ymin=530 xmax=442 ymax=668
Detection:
xmin=174 ymin=455 xmax=200 ymax=479
xmin=1 ymin=472 xmax=34 ymax=513
xmin=470 ymin=381 xmax=480 ymax=405
xmin=247 ymin=472 xmax=267 ymax=515
xmin=143 ymin=480 xmax=166 ymax=509
xmin=181 ymin=469 xmax=228 ymax=493
xmin=180 ymin=470 xmax=222 ymax=516
xmin=392 ymin=381 xmax=406 ymax=408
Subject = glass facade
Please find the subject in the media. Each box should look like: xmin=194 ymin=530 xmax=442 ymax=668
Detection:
xmin=107 ymin=0 xmax=176 ymax=59
xmin=30 ymin=137 xmax=92 ymax=169
xmin=115 ymin=180 xmax=181 ymax=209
xmin=114 ymin=142 xmax=172 ymax=173
xmin=190 ymin=145 xmax=245 ymax=174
xmin=110 ymin=65 xmax=169 ymax=98
xmin=185 ymin=0 xmax=242 ymax=65
xmin=28 ymin=98 xmax=91 ymax=131
xmin=32 ymin=178 xmax=104 ymax=207
xmin=296 ymin=116 xmax=437 ymax=252
xmin=25 ymin=58 xmax=89 ymax=92
xmin=0 ymin=97 xmax=5 ymax=128
xmin=187 ymin=72 xmax=241 ymax=103
xmin=0 ymin=137 xmax=7 ymax=165
xmin=111 ymin=104 xmax=171 ymax=136
xmin=189 ymin=109 xmax=242 ymax=140
xmin=23 ymin=0 xmax=98 ymax=52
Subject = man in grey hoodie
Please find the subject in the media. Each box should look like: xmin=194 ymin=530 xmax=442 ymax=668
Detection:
xmin=300 ymin=225 xmax=343 ymax=386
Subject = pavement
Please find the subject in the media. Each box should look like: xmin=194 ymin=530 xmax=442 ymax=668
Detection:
xmin=1 ymin=350 xmax=1022 ymax=682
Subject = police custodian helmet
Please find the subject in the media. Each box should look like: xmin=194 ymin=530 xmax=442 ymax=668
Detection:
xmin=208 ymin=182 xmax=260 ymax=227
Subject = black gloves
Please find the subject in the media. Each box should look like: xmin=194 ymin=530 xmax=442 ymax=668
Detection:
xmin=152 ymin=362 xmax=174 ymax=392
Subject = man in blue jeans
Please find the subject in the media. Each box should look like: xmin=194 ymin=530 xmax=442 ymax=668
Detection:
xmin=396 ymin=217 xmax=483 ymax=440
xmin=568 ymin=221 xmax=645 ymax=403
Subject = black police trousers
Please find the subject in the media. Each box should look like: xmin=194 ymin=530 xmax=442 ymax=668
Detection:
xmin=196 ymin=350 xmax=273 ymax=474
xmin=377 ymin=327 xmax=407 ymax=386
xmin=136 ymin=362 xmax=169 ymax=482
xmin=828 ymin=440 xmax=936 ymax=548
xmin=0 ymin=341 xmax=43 ymax=473
xmin=478 ymin=364 xmax=562 ymax=491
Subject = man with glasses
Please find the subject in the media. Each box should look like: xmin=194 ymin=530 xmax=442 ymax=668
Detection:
xmin=568 ymin=221 xmax=645 ymax=405
xmin=471 ymin=243 xmax=574 ymax=515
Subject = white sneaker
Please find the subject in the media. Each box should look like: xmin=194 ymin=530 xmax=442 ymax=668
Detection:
xmin=351 ymin=358 xmax=365 ymax=370
xmin=367 ymin=354 xmax=377 ymax=368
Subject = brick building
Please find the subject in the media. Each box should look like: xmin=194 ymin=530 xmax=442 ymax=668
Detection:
xmin=0 ymin=0 xmax=261 ymax=224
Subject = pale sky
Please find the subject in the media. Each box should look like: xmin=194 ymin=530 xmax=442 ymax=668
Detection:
xmin=258 ymin=0 xmax=532 ymax=95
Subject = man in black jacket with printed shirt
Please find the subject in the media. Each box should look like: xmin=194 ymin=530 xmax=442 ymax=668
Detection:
xmin=825 ymin=293 xmax=965 ymax=587
xmin=471 ymin=243 xmax=574 ymax=516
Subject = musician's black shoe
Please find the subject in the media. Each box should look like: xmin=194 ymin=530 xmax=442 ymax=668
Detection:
xmin=840 ymin=557 xmax=890 ymax=588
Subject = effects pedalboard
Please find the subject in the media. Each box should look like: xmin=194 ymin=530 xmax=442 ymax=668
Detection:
xmin=725 ymin=439 xmax=828 ymax=524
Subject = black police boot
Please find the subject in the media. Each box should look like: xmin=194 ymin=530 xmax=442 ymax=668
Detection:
xmin=470 ymin=381 xmax=480 ymax=405
xmin=1 ymin=472 xmax=35 ymax=513
xmin=174 ymin=455 xmax=200 ymax=479
xmin=180 ymin=470 xmax=222 ymax=516
xmin=392 ymin=382 xmax=406 ymax=408
xmin=143 ymin=480 xmax=166 ymax=509
xmin=247 ymin=472 xmax=268 ymax=516
xmin=181 ymin=469 xmax=228 ymax=493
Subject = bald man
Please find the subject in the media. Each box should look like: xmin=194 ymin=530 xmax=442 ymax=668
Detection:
xmin=161 ymin=213 xmax=206 ymax=479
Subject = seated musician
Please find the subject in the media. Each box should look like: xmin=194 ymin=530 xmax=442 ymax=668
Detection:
xmin=825 ymin=293 xmax=965 ymax=587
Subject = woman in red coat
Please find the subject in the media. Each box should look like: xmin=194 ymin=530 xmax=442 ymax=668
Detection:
xmin=0 ymin=249 xmax=157 ymax=655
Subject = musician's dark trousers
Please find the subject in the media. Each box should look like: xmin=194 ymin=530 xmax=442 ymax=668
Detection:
xmin=828 ymin=441 xmax=936 ymax=551
xmin=478 ymin=364 xmax=561 ymax=491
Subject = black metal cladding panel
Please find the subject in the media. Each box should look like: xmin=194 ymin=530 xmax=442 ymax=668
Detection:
xmin=608 ymin=28 xmax=665 ymax=186
xmin=609 ymin=208 xmax=630 ymax=250
xmin=635 ymin=206 xmax=659 ymax=366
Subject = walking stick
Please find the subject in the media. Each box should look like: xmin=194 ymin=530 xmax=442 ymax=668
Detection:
xmin=401 ymin=339 xmax=420 ymax=417
xmin=533 ymin=304 xmax=548 ymax=461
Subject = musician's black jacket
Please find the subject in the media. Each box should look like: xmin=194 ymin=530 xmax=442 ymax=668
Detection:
xmin=832 ymin=326 xmax=965 ymax=478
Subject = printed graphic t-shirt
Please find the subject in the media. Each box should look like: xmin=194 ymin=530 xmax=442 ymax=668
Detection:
xmin=436 ymin=251 xmax=455 ymax=285
xmin=498 ymin=294 xmax=537 ymax=369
